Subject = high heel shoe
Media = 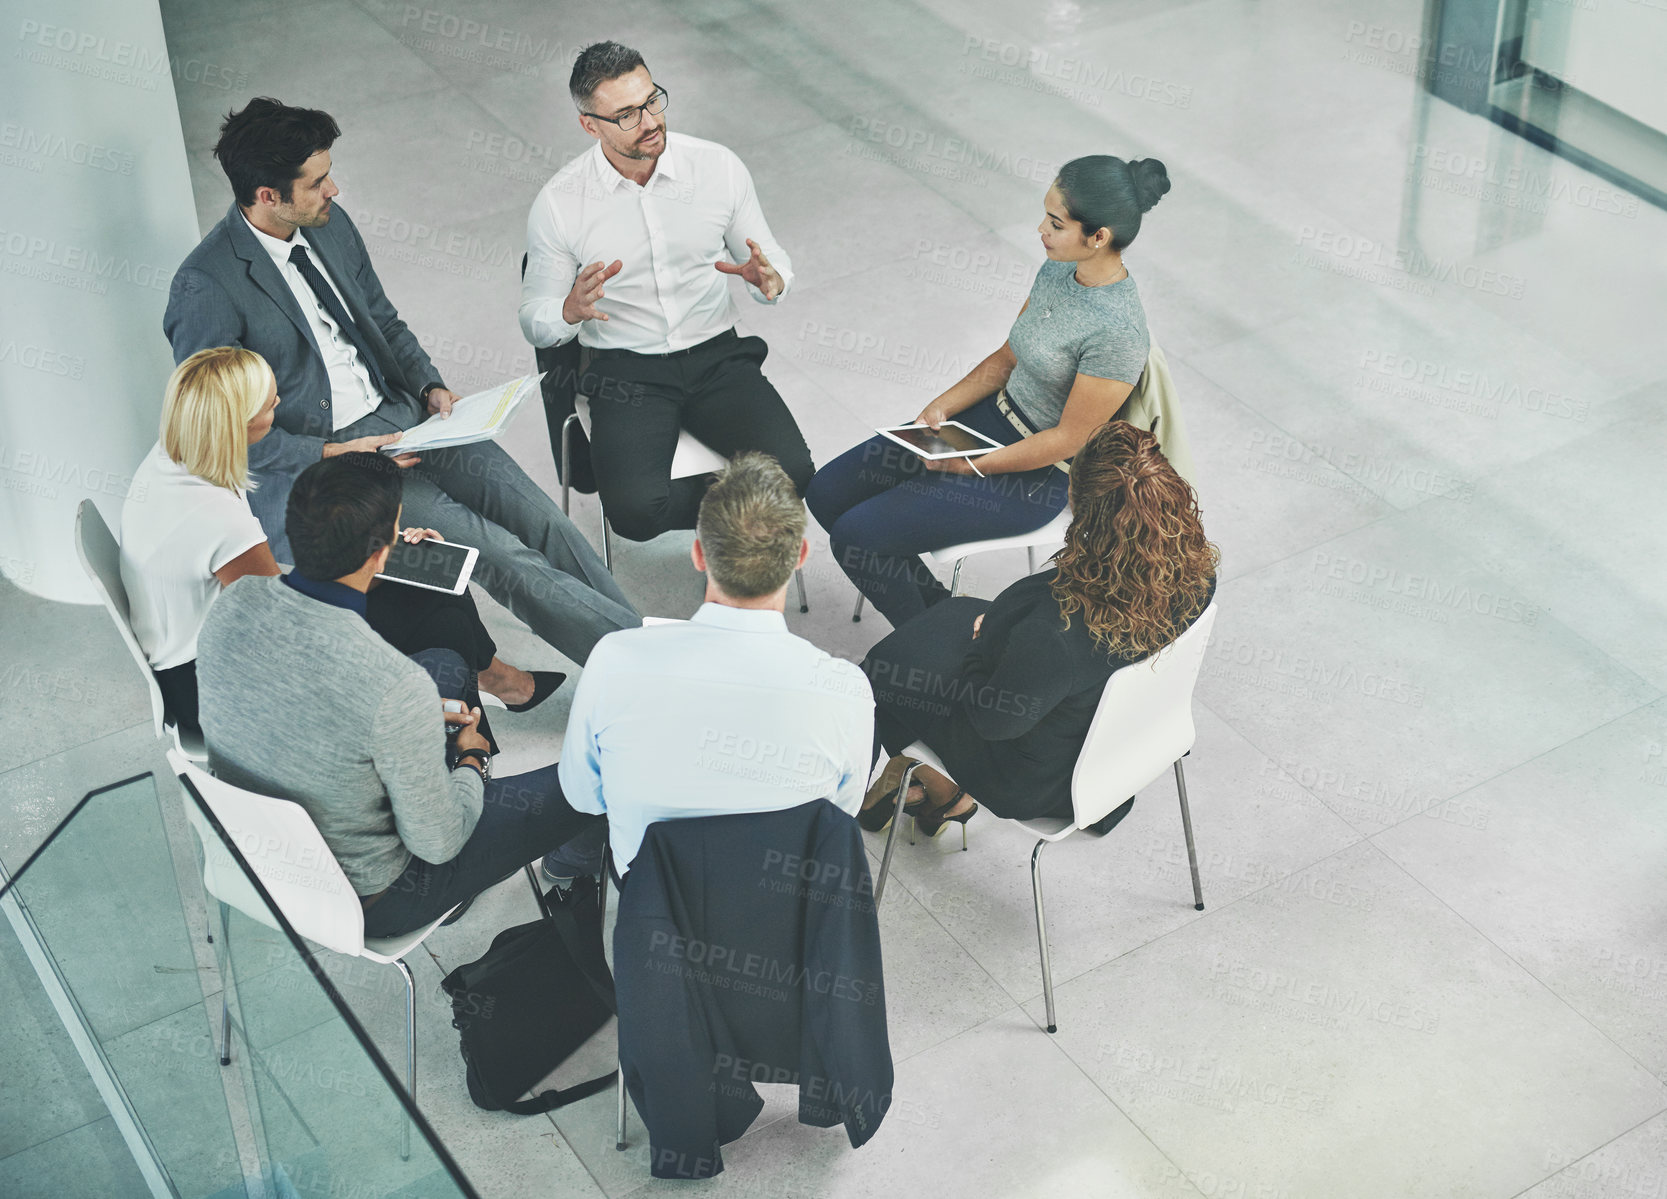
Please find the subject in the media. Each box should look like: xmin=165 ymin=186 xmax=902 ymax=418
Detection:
xmin=858 ymin=756 xmax=922 ymax=833
xmin=505 ymin=671 xmax=567 ymax=713
xmin=913 ymin=789 xmax=977 ymax=846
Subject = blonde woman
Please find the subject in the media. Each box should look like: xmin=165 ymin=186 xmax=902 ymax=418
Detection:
xmin=120 ymin=347 xmax=556 ymax=736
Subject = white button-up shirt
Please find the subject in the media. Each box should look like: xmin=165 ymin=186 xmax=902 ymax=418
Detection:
xmin=519 ymin=133 xmax=793 ymax=354
xmin=242 ymin=215 xmax=383 ymax=431
xmin=557 ymin=603 xmax=873 ymax=870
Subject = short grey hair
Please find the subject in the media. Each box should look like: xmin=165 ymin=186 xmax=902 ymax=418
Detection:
xmin=569 ymin=41 xmax=647 ymax=111
xmin=696 ymin=453 xmax=806 ymax=600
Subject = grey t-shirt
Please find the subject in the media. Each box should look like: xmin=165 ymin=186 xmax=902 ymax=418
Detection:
xmin=1004 ymin=258 xmax=1149 ymax=429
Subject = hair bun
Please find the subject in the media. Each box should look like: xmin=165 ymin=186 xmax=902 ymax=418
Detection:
xmin=1128 ymin=158 xmax=1170 ymax=213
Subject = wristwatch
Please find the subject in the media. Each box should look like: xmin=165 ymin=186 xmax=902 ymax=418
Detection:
xmin=419 ymin=381 xmax=446 ymax=403
xmin=454 ymin=748 xmax=492 ymax=782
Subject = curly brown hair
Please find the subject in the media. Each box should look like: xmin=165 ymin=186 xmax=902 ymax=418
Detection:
xmin=1051 ymin=421 xmax=1218 ymax=658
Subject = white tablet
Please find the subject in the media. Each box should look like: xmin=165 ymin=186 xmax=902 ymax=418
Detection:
xmin=375 ymin=537 xmax=479 ymax=595
xmin=875 ymin=421 xmax=1003 ymax=460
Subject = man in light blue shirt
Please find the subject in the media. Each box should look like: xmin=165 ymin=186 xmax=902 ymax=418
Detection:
xmin=557 ymin=454 xmax=873 ymax=871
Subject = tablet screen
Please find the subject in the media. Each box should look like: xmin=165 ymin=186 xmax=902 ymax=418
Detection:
xmin=885 ymin=424 xmax=997 ymax=455
xmin=377 ymin=539 xmax=472 ymax=593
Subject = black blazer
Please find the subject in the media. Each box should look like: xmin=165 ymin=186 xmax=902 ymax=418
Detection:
xmin=614 ymin=801 xmax=894 ymax=1179
xmin=521 ymin=253 xmax=598 ymax=494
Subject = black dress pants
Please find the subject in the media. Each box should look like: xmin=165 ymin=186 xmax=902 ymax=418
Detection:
xmin=582 ymin=330 xmax=814 ymax=542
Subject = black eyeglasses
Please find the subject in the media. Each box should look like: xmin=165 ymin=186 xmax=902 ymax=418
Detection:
xmin=584 ymin=86 xmax=669 ymax=131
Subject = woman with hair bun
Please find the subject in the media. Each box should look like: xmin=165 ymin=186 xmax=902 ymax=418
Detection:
xmin=808 ymin=154 xmax=1177 ymax=629
xmin=857 ymin=420 xmax=1216 ymax=837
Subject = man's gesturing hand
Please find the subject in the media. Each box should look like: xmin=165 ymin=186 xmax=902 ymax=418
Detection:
xmin=715 ymin=238 xmax=783 ymax=300
xmin=563 ymin=259 xmax=622 ymax=325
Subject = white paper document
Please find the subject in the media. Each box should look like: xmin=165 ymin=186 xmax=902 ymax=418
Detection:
xmin=380 ymin=373 xmax=543 ymax=454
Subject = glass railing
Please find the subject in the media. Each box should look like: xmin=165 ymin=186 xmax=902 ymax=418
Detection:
xmin=0 ymin=772 xmax=477 ymax=1199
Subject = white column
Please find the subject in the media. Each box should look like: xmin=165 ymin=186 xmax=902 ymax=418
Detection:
xmin=0 ymin=0 xmax=200 ymax=601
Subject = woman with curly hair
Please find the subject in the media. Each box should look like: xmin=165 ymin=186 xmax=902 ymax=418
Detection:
xmin=858 ymin=420 xmax=1217 ymax=836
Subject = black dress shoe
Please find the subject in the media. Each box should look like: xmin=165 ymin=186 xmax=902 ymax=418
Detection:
xmin=505 ymin=671 xmax=567 ymax=713
xmin=1085 ymin=797 xmax=1135 ymax=837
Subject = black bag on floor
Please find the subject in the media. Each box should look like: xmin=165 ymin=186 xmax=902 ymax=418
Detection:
xmin=439 ymin=876 xmax=617 ymax=1113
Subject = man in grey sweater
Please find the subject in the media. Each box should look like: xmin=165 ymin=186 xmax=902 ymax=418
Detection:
xmin=197 ymin=453 xmax=602 ymax=937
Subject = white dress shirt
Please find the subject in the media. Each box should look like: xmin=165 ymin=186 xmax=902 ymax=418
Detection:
xmin=557 ymin=603 xmax=873 ymax=869
xmin=242 ymin=214 xmax=383 ymax=430
xmin=119 ymin=443 xmax=266 ymax=670
xmin=519 ymin=133 xmax=793 ymax=353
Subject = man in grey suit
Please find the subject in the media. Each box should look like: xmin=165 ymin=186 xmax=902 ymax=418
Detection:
xmin=165 ymin=97 xmax=637 ymax=664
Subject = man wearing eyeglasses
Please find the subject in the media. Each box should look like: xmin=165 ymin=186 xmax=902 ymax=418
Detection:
xmin=518 ymin=41 xmax=814 ymax=545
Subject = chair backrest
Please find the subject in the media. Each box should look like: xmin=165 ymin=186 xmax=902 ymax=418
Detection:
xmin=1070 ymin=602 xmax=1218 ymax=826
xmin=74 ymin=500 xmax=168 ymax=740
xmin=167 ymin=750 xmax=367 ymax=957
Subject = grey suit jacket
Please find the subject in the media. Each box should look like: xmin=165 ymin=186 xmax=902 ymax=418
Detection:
xmin=163 ymin=203 xmax=443 ymax=559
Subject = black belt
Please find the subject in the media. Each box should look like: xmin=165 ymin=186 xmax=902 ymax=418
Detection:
xmin=592 ymin=327 xmax=737 ymax=361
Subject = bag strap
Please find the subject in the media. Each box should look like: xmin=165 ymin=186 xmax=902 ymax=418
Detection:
xmin=547 ymin=884 xmax=618 ymax=1015
xmin=497 ymin=1070 xmax=618 ymax=1114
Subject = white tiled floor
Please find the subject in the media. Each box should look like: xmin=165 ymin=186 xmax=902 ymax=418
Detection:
xmin=3 ymin=0 xmax=1665 ymax=1195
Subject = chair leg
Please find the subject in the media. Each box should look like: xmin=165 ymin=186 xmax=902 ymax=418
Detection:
xmin=601 ymin=517 xmax=614 ymax=573
xmin=597 ymin=859 xmax=609 ymax=936
xmin=217 ymin=901 xmax=232 ymax=1066
xmin=394 ymin=958 xmax=416 ymax=1161
xmin=560 ymin=413 xmax=579 ymax=516
xmin=1031 ymin=839 xmax=1057 ymax=1033
xmin=524 ymin=863 xmax=551 ymax=919
xmin=851 ymin=592 xmax=864 ymax=622
xmin=949 ymin=558 xmax=964 ymax=597
xmin=872 ymin=762 xmax=917 ymax=907
xmin=615 ymin=1064 xmax=627 ymax=1150
xmin=1027 ymin=545 xmax=1038 ymax=574
xmin=794 ymin=568 xmax=809 ymax=614
xmin=1175 ymin=759 xmax=1205 ymax=911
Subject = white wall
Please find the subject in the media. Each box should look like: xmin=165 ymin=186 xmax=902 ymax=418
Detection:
xmin=1524 ymin=0 xmax=1667 ymax=133
xmin=0 ymin=0 xmax=200 ymax=601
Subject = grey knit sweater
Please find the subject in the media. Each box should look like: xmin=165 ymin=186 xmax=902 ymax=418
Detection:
xmin=196 ymin=575 xmax=483 ymax=894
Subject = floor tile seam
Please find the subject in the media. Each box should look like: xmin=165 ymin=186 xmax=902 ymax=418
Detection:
xmin=1362 ymin=841 xmax=1667 ymax=1093
xmin=865 ymin=848 xmax=1032 ymax=1015
xmin=1014 ymin=1001 xmax=1215 ymax=1198
xmin=1360 ymin=691 xmax=1667 ymax=842
xmin=0 ymin=718 xmax=156 ymax=794
xmin=0 ymin=1110 xmax=124 ymax=1167
xmin=1503 ymin=1104 xmax=1667 ymax=1199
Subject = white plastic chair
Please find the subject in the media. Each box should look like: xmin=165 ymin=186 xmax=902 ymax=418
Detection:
xmin=560 ymin=395 xmax=810 ymax=613
xmin=167 ymin=750 xmax=545 ymax=1159
xmin=872 ymin=602 xmax=1218 ymax=1033
xmin=75 ymin=500 xmax=207 ymax=761
xmin=850 ymin=504 xmax=1072 ymax=622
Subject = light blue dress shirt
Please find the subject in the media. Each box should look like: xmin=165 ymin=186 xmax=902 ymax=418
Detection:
xmin=558 ymin=603 xmax=875 ymax=869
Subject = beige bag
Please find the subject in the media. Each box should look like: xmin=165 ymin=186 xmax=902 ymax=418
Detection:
xmin=1117 ymin=336 xmax=1198 ymax=488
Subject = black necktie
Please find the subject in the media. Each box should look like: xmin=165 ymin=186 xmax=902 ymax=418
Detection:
xmin=288 ymin=243 xmax=390 ymax=401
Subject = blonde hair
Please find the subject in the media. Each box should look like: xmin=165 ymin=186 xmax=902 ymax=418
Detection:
xmin=160 ymin=347 xmax=274 ymax=492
